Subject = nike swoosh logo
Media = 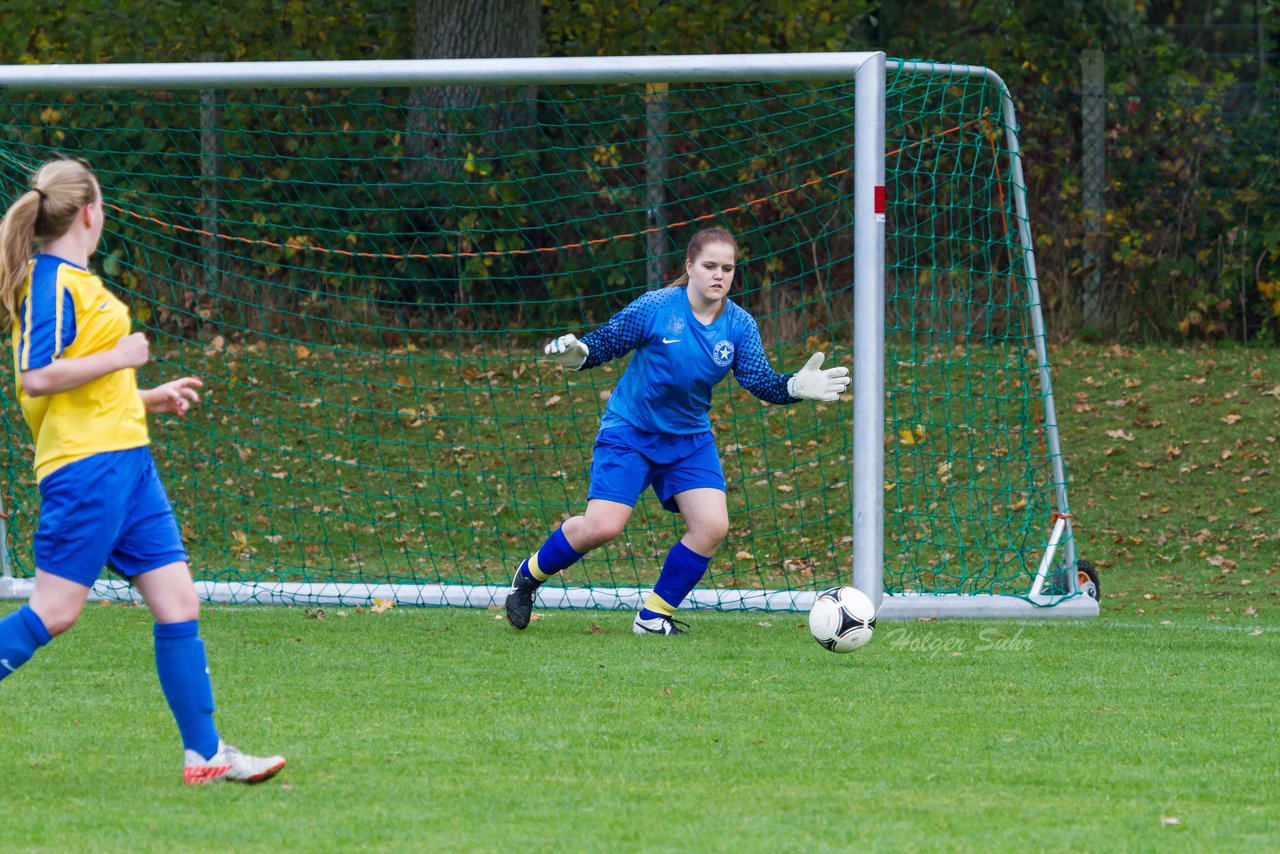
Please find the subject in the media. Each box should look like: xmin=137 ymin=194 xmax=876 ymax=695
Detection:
xmin=0 ymin=658 xmax=13 ymax=672
xmin=661 ymin=337 xmax=681 ymax=344
xmin=99 ymin=300 xmax=110 ymax=311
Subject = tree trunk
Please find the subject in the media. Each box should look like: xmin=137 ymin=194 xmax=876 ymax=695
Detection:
xmin=403 ymin=0 xmax=541 ymax=319
xmin=406 ymin=0 xmax=540 ymax=182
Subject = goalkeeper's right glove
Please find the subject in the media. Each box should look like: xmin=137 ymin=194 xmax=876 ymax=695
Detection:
xmin=545 ymin=333 xmax=589 ymax=370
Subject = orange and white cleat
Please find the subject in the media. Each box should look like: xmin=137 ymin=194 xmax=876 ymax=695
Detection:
xmin=183 ymin=741 xmax=286 ymax=785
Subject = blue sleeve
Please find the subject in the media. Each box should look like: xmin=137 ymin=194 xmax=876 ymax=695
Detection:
xmin=18 ymin=280 xmax=77 ymax=371
xmin=578 ymin=290 xmax=664 ymax=369
xmin=731 ymin=313 xmax=796 ymax=405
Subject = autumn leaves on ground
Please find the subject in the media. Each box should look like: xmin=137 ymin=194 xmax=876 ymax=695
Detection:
xmin=1052 ymin=343 xmax=1278 ymax=618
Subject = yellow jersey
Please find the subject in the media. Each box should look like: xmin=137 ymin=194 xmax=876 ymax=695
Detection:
xmin=11 ymin=254 xmax=148 ymax=482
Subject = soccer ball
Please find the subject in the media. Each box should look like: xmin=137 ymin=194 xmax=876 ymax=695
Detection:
xmin=808 ymin=586 xmax=877 ymax=653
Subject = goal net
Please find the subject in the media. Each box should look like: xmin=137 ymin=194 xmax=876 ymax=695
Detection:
xmin=0 ymin=55 xmax=1093 ymax=616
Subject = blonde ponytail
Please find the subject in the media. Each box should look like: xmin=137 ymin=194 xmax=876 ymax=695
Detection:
xmin=0 ymin=192 xmax=42 ymax=327
xmin=0 ymin=159 xmax=99 ymax=328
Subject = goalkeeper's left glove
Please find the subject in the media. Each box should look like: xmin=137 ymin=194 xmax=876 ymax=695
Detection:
xmin=787 ymin=351 xmax=850 ymax=402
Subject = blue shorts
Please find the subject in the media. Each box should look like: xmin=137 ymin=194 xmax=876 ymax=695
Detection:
xmin=35 ymin=446 xmax=188 ymax=587
xmin=587 ymin=425 xmax=725 ymax=513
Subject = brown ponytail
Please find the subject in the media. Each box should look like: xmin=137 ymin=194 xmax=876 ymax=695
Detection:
xmin=0 ymin=159 xmax=99 ymax=327
xmin=668 ymin=226 xmax=739 ymax=288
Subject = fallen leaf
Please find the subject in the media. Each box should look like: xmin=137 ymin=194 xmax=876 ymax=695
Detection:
xmin=371 ymin=598 xmax=395 ymax=614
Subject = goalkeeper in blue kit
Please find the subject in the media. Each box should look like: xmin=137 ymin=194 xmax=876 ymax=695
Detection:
xmin=506 ymin=227 xmax=850 ymax=634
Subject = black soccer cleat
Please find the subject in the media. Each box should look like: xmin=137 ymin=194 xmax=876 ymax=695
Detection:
xmin=504 ymin=561 xmax=542 ymax=630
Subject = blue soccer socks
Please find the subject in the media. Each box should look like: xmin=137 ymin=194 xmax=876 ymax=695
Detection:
xmin=0 ymin=605 xmax=52 ymax=682
xmin=639 ymin=540 xmax=712 ymax=620
xmin=153 ymin=620 xmax=220 ymax=761
xmin=520 ymin=526 xmax=586 ymax=582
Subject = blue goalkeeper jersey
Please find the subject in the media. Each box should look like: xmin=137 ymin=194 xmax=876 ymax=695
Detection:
xmin=580 ymin=286 xmax=796 ymax=435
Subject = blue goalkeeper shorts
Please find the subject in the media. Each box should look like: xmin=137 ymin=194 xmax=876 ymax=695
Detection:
xmin=587 ymin=424 xmax=725 ymax=513
xmin=35 ymin=446 xmax=188 ymax=587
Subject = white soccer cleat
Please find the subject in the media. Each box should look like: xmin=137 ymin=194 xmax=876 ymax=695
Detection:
xmin=632 ymin=613 xmax=688 ymax=636
xmin=183 ymin=741 xmax=286 ymax=785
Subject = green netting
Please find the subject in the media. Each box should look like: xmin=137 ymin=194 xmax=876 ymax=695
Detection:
xmin=0 ymin=61 xmax=1070 ymax=607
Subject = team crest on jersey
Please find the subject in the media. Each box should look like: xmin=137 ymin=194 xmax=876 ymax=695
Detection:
xmin=712 ymin=340 xmax=734 ymax=367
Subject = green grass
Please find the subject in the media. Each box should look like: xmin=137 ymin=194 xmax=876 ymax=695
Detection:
xmin=2 ymin=342 xmax=1278 ymax=850
xmin=1051 ymin=343 xmax=1278 ymax=613
xmin=1 ymin=604 xmax=1277 ymax=852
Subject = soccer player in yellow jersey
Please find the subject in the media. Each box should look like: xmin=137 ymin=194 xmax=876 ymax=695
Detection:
xmin=0 ymin=159 xmax=284 ymax=785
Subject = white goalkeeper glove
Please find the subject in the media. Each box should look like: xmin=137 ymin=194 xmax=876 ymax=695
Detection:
xmin=787 ymin=352 xmax=850 ymax=402
xmin=544 ymin=333 xmax=589 ymax=370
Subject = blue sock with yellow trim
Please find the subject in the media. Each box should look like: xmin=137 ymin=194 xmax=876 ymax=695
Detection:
xmin=639 ymin=541 xmax=712 ymax=620
xmin=154 ymin=620 xmax=220 ymax=760
xmin=518 ymin=526 xmax=585 ymax=582
xmin=0 ymin=605 xmax=52 ymax=682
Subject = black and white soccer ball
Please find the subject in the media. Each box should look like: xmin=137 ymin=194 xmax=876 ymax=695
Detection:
xmin=808 ymin=586 xmax=877 ymax=653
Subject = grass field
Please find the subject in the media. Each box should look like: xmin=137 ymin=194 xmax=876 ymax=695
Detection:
xmin=1 ymin=606 xmax=1277 ymax=852
xmin=1 ymin=342 xmax=1278 ymax=851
